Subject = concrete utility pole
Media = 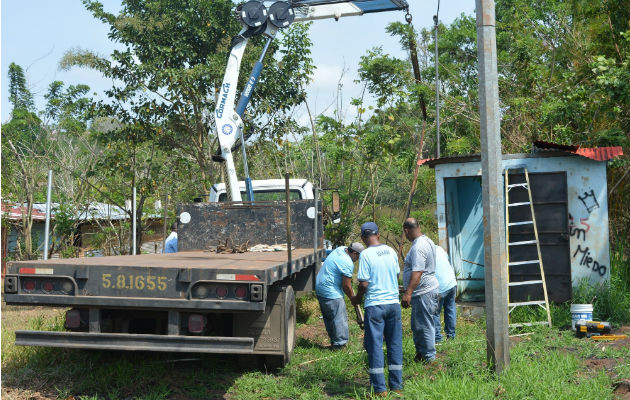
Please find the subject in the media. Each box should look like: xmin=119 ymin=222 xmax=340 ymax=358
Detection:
xmin=475 ymin=0 xmax=509 ymax=373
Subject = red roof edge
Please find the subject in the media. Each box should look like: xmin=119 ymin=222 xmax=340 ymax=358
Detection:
xmin=534 ymin=140 xmax=624 ymax=161
xmin=575 ymin=146 xmax=624 ymax=161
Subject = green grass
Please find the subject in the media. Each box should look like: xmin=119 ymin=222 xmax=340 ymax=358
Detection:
xmin=3 ymin=241 xmax=628 ymax=399
xmin=2 ymin=298 xmax=628 ymax=400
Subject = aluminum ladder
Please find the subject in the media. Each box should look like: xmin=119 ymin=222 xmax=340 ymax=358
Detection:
xmin=505 ymin=167 xmax=552 ymax=328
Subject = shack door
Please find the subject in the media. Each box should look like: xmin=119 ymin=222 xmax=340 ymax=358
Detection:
xmin=507 ymin=172 xmax=571 ymax=303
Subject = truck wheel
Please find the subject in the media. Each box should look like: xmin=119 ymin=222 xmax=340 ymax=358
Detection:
xmin=263 ymin=285 xmax=296 ymax=370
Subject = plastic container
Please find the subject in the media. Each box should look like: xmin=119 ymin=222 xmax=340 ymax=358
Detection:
xmin=571 ymin=304 xmax=593 ymax=331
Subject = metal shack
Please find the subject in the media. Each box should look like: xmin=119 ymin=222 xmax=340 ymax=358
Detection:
xmin=422 ymin=142 xmax=623 ymax=303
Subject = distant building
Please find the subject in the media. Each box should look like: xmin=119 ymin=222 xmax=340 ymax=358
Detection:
xmin=1 ymin=202 xmax=164 ymax=273
xmin=420 ymin=142 xmax=623 ymax=303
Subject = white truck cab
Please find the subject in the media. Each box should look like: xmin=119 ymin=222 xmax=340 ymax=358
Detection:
xmin=209 ymin=179 xmax=314 ymax=202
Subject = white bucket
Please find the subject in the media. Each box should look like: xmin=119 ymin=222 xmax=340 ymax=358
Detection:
xmin=571 ymin=304 xmax=593 ymax=330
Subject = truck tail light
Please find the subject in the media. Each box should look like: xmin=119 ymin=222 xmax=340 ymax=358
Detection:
xmin=216 ymin=286 xmax=228 ymax=298
xmin=42 ymin=281 xmax=54 ymax=293
xmin=24 ymin=279 xmax=36 ymax=291
xmin=65 ymin=309 xmax=81 ymax=329
xmin=234 ymin=285 xmax=247 ymax=299
xmin=18 ymin=277 xmax=74 ymax=295
xmin=188 ymin=314 xmax=205 ymax=333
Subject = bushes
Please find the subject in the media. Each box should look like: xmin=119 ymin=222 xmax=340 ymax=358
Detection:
xmin=568 ymin=233 xmax=630 ymax=326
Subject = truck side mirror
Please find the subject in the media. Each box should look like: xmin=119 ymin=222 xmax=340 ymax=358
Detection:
xmin=332 ymin=191 xmax=341 ymax=224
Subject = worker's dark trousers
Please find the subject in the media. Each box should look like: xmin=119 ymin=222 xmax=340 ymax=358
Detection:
xmin=364 ymin=303 xmax=403 ymax=393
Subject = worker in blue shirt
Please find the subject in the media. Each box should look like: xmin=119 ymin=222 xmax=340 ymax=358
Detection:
xmin=351 ymin=222 xmax=403 ymax=396
xmin=316 ymin=242 xmax=365 ymax=349
xmin=164 ymin=223 xmax=178 ymax=253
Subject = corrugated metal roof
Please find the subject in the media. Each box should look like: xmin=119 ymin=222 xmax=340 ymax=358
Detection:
xmin=532 ymin=141 xmax=579 ymax=152
xmin=574 ymin=146 xmax=624 ymax=161
xmin=417 ymin=154 xmax=481 ymax=167
xmin=76 ymin=203 xmax=129 ymax=221
xmin=533 ymin=140 xmax=623 ymax=161
xmin=1 ymin=202 xmax=131 ymax=222
xmin=1 ymin=203 xmax=49 ymax=221
xmin=418 ymin=141 xmax=624 ymax=167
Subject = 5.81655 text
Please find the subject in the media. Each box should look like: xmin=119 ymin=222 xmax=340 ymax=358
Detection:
xmin=101 ymin=274 xmax=167 ymax=291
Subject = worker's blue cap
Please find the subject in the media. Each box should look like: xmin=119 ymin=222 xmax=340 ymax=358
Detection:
xmin=361 ymin=222 xmax=379 ymax=236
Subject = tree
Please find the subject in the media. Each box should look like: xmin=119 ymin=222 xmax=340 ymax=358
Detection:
xmin=61 ymin=0 xmax=314 ymax=194
xmin=42 ymin=81 xmax=100 ymax=258
xmin=2 ymin=64 xmax=50 ymax=259
xmin=7 ymin=63 xmax=34 ymax=111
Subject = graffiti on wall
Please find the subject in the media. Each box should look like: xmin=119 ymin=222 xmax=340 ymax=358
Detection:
xmin=578 ymin=189 xmax=600 ymax=213
xmin=570 ymin=188 xmax=607 ymax=277
xmin=569 ymin=213 xmax=590 ymax=240
xmin=573 ymin=245 xmax=606 ymax=276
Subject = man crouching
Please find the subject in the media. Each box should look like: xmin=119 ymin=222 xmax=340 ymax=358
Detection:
xmin=315 ymin=242 xmax=365 ymax=349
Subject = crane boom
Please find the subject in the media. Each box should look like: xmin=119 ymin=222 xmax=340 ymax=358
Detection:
xmin=213 ymin=0 xmax=408 ymax=201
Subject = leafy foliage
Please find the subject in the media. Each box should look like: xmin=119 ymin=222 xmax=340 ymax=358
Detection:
xmin=61 ymin=0 xmax=314 ymax=193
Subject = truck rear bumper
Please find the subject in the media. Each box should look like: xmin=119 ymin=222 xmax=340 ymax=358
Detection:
xmin=4 ymin=294 xmax=265 ymax=311
xmin=15 ymin=330 xmax=255 ymax=353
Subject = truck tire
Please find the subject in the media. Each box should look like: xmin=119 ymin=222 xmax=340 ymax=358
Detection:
xmin=263 ymin=285 xmax=296 ymax=370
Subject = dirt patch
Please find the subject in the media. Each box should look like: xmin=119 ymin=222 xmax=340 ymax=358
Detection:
xmin=603 ymin=325 xmax=630 ymax=349
xmin=509 ymin=333 xmax=533 ymax=347
xmin=1 ymin=387 xmax=56 ymax=400
xmin=614 ymin=380 xmax=630 ymax=399
xmin=581 ymin=325 xmax=630 ymax=400
xmin=584 ymin=358 xmax=620 ymax=370
xmin=296 ymin=319 xmax=329 ymax=347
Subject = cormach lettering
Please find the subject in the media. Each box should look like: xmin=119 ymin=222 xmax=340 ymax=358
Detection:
xmin=215 ymin=83 xmax=231 ymax=118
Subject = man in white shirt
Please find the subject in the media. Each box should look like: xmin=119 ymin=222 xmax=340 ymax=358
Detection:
xmin=433 ymin=245 xmax=457 ymax=342
xmin=402 ymin=218 xmax=439 ymax=363
xmin=164 ymin=223 xmax=178 ymax=253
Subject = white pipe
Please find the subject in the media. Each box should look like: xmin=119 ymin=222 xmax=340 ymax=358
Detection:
xmin=132 ymin=186 xmax=137 ymax=255
xmin=43 ymin=170 xmax=52 ymax=260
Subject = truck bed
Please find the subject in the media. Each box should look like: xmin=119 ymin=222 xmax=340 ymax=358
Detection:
xmin=4 ymin=249 xmax=323 ymax=311
xmin=14 ymin=249 xmax=317 ymax=270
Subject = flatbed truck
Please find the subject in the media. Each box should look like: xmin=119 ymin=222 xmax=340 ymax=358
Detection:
xmin=4 ymin=200 xmax=323 ymax=368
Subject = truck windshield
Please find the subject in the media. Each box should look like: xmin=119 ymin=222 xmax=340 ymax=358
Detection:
xmin=218 ymin=190 xmax=302 ymax=202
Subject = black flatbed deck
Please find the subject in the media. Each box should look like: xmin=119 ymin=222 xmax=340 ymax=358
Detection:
xmin=9 ymin=249 xmax=317 ymax=270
